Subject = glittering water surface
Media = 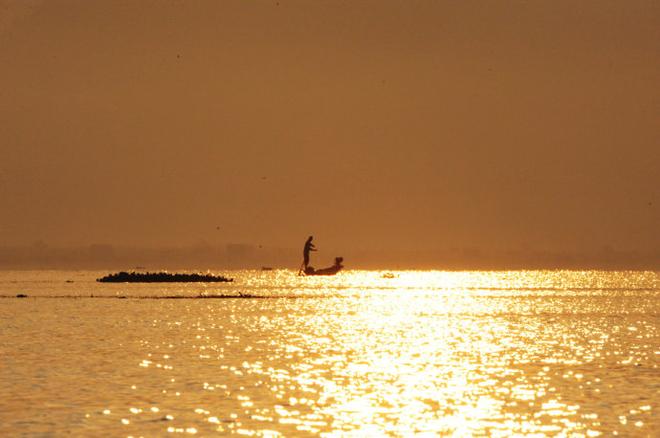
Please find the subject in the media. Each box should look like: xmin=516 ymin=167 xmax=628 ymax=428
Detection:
xmin=0 ymin=270 xmax=658 ymax=436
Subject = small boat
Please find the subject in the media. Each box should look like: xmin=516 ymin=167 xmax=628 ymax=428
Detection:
xmin=302 ymin=257 xmax=344 ymax=276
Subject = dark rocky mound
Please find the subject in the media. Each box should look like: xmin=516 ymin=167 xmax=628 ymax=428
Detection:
xmin=97 ymin=271 xmax=233 ymax=283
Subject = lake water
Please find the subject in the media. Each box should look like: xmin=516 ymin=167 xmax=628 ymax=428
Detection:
xmin=0 ymin=270 xmax=658 ymax=436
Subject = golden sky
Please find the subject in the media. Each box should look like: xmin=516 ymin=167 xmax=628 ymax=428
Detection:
xmin=1 ymin=0 xmax=658 ymax=257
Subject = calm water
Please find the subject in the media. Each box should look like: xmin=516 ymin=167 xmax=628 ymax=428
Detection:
xmin=0 ymin=270 xmax=658 ymax=436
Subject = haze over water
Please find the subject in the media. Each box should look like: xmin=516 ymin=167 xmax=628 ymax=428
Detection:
xmin=1 ymin=269 xmax=658 ymax=436
xmin=1 ymin=1 xmax=658 ymax=265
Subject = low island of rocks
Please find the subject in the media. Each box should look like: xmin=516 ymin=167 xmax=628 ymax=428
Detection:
xmin=97 ymin=271 xmax=234 ymax=283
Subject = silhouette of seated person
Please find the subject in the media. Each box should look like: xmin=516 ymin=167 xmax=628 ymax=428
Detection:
xmin=304 ymin=257 xmax=343 ymax=275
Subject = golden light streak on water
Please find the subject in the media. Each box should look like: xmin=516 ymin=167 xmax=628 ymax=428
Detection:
xmin=0 ymin=270 xmax=658 ymax=435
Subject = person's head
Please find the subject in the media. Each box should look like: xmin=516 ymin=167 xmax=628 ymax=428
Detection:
xmin=307 ymin=235 xmax=313 ymax=242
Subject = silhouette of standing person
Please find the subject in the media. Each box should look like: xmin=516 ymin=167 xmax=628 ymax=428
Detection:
xmin=303 ymin=236 xmax=317 ymax=269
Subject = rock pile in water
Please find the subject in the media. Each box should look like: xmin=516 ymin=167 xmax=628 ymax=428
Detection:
xmin=97 ymin=271 xmax=233 ymax=283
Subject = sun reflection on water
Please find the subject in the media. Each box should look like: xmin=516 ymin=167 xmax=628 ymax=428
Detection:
xmin=0 ymin=270 xmax=657 ymax=436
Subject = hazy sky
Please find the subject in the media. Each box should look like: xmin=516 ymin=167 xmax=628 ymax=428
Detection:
xmin=1 ymin=0 xmax=658 ymax=256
